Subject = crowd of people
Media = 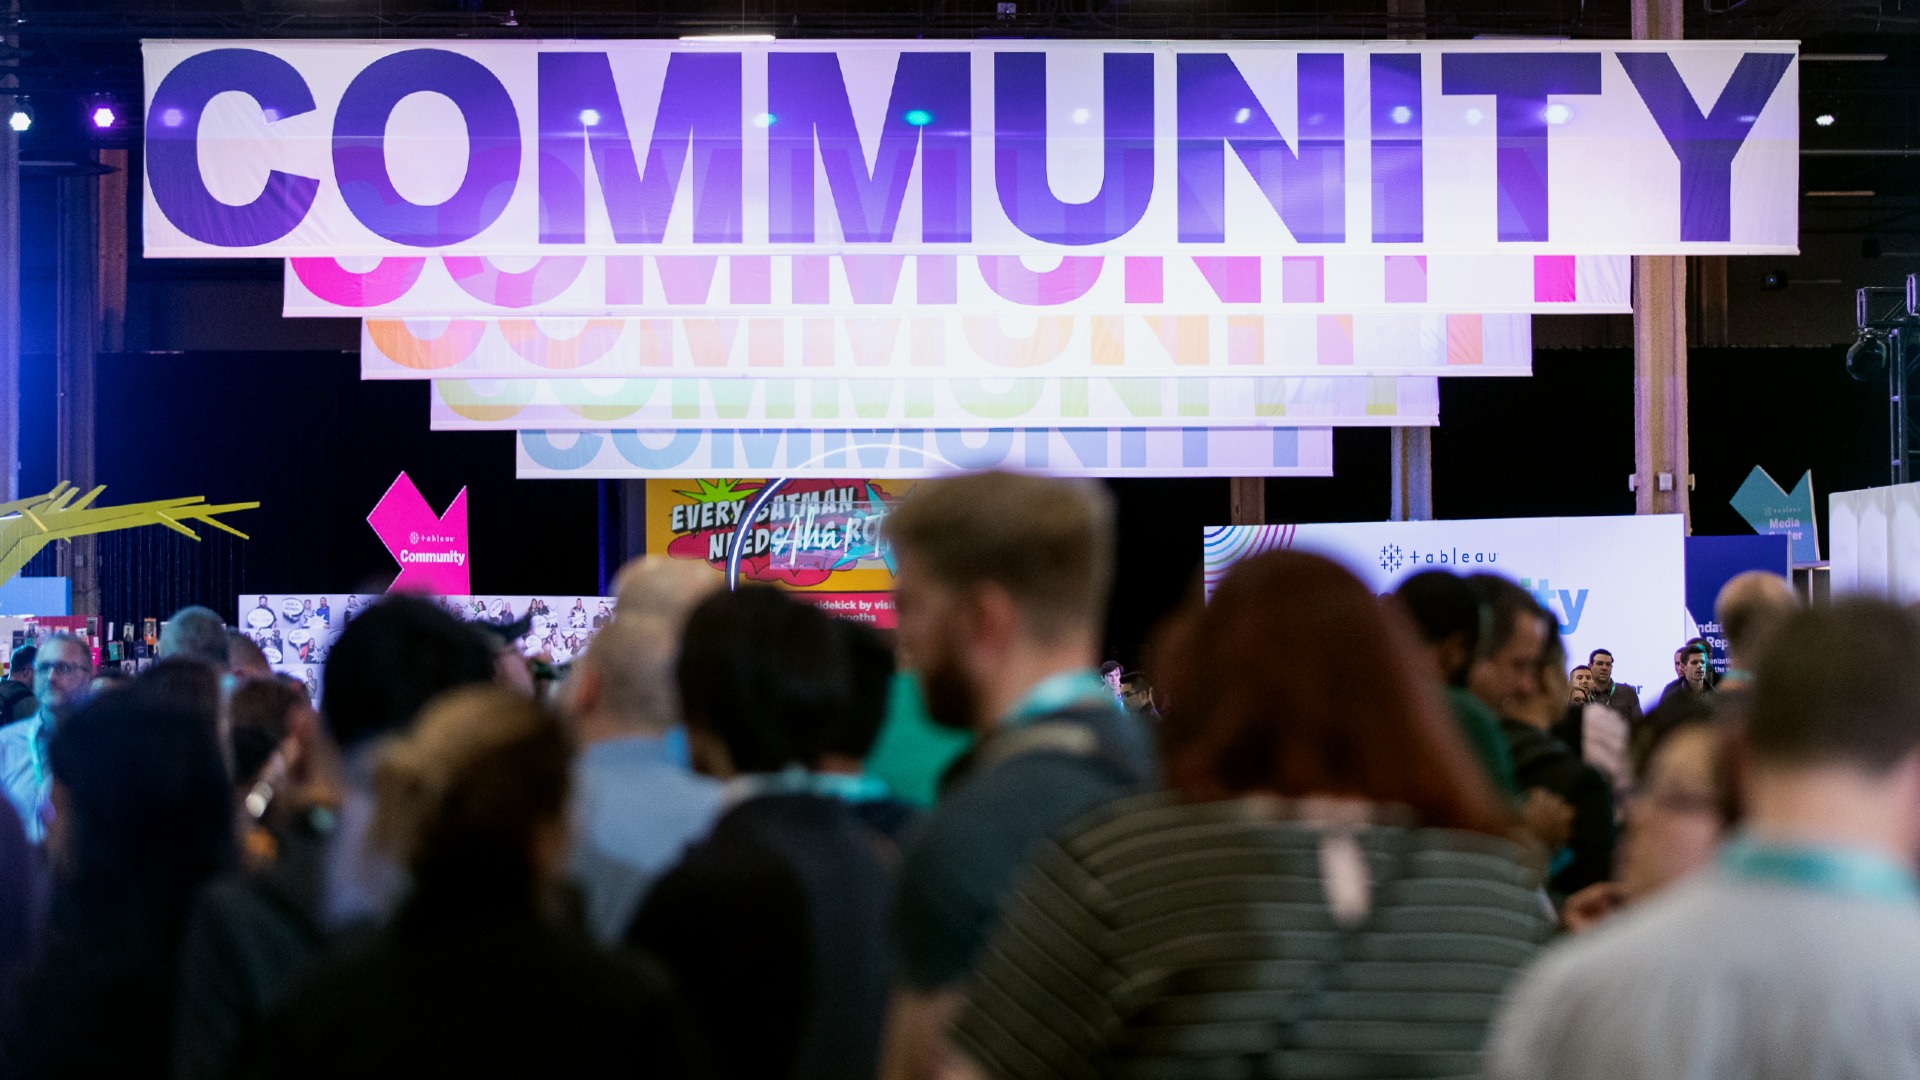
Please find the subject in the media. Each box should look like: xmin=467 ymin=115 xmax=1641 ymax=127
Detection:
xmin=0 ymin=468 xmax=1912 ymax=1079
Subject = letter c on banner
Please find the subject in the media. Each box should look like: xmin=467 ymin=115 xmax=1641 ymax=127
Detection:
xmin=435 ymin=379 xmax=535 ymax=422
xmin=366 ymin=319 xmax=488 ymax=369
xmin=289 ymin=258 xmax=427 ymax=308
xmin=333 ymin=49 xmax=522 ymax=246
xmin=551 ymin=379 xmax=653 ymax=422
xmin=498 ymin=320 xmax=626 ymax=370
xmin=444 ymin=256 xmax=587 ymax=308
xmin=146 ymin=49 xmax=320 ymax=247
xmin=520 ymin=431 xmax=605 ymax=471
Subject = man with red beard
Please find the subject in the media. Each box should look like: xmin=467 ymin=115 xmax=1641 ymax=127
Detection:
xmin=877 ymin=471 xmax=1157 ymax=1080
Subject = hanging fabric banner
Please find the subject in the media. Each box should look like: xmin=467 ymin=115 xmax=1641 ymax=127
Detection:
xmin=145 ymin=39 xmax=1797 ymax=257
xmin=361 ymin=312 xmax=1530 ymax=379
xmin=515 ymin=425 xmax=1335 ymax=478
xmin=285 ymin=252 xmax=1629 ymax=316
xmin=429 ymin=375 xmax=1439 ymax=430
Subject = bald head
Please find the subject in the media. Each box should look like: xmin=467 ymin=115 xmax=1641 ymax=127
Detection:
xmin=577 ymin=612 xmax=680 ymax=737
xmin=1716 ymin=571 xmax=1800 ymax=674
xmin=611 ymin=556 xmax=723 ymax=631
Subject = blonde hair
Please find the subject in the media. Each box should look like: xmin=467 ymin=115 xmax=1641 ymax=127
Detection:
xmin=371 ymin=686 xmax=572 ymax=880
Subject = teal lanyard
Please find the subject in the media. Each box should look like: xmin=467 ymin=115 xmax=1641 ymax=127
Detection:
xmin=734 ymin=766 xmax=893 ymax=804
xmin=1001 ymin=670 xmax=1121 ymax=730
xmin=1719 ymin=836 xmax=1920 ymax=905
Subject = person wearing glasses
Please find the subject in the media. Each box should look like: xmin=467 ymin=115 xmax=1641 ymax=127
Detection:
xmin=0 ymin=634 xmax=93 ymax=843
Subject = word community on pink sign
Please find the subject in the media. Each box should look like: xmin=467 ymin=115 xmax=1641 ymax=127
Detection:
xmin=366 ymin=472 xmax=471 ymax=594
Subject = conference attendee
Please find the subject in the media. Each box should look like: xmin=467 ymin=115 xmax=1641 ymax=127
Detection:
xmin=1393 ymin=570 xmax=1518 ymax=796
xmin=1569 ymin=664 xmax=1592 ymax=703
xmin=950 ymin=550 xmax=1550 ymax=1080
xmin=815 ymin=616 xmax=919 ymax=850
xmin=0 ymin=692 xmax=234 ymax=1078
xmin=0 ymin=796 xmax=38 ymax=1033
xmin=0 ymin=644 xmax=35 ymax=723
xmin=171 ymin=597 xmax=496 ymax=1080
xmin=1561 ymin=699 xmax=1737 ymax=933
xmin=1587 ymin=648 xmax=1644 ymax=726
xmin=160 ymin=605 xmax=233 ymax=672
xmin=1489 ymin=600 xmax=1920 ymax=1080
xmin=0 ymin=634 xmax=91 ymax=844
xmin=613 ymin=553 xmax=723 ymax=626
xmin=1656 ymin=641 xmax=1713 ymax=708
xmin=1714 ymin=570 xmax=1799 ymax=691
xmin=1471 ymin=579 xmax=1615 ymax=896
xmin=628 ymin=587 xmax=891 ymax=1080
xmin=228 ymin=631 xmax=273 ymax=681
xmin=244 ymin=688 xmax=713 ymax=1079
xmin=227 ymin=677 xmax=313 ymax=865
xmin=564 ymin=610 xmax=722 ymax=945
xmin=1118 ymin=670 xmax=1158 ymax=717
xmin=877 ymin=471 xmax=1156 ymax=1080
xmin=1099 ymin=659 xmax=1125 ymax=701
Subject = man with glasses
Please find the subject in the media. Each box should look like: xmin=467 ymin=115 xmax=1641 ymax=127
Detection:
xmin=0 ymin=634 xmax=92 ymax=843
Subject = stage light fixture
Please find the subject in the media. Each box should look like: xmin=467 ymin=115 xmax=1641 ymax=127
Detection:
xmin=1815 ymin=113 xmax=1836 ymax=127
xmin=1848 ymin=330 xmax=1888 ymax=381
xmin=1389 ymin=105 xmax=1412 ymax=125
xmin=903 ymin=109 xmax=932 ymax=127
xmin=1543 ymin=103 xmax=1572 ymax=125
xmin=91 ymin=105 xmax=116 ymax=129
xmin=7 ymin=102 xmax=30 ymax=133
xmin=579 ymin=108 xmax=601 ymax=127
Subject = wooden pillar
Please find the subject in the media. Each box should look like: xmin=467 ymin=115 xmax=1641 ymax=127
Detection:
xmin=1228 ymin=477 xmax=1265 ymax=526
xmin=1384 ymin=0 xmax=1431 ymax=521
xmin=1632 ymin=0 xmax=1689 ymax=528
xmin=1390 ymin=427 xmax=1433 ymax=520
xmin=54 ymin=167 xmax=99 ymax=615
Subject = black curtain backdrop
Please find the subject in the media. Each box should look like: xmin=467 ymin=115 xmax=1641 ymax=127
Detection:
xmin=37 ymin=343 xmax=1888 ymax=667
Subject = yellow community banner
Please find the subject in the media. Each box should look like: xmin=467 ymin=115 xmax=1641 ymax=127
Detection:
xmin=645 ymin=478 xmax=916 ymax=626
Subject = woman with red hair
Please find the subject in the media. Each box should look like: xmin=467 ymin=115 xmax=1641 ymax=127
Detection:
xmin=947 ymin=550 xmax=1552 ymax=1080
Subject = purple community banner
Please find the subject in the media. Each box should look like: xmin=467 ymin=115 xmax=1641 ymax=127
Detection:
xmin=515 ymin=425 xmax=1334 ymax=478
xmin=284 ymin=252 xmax=1630 ymax=316
xmin=359 ymin=312 xmax=1530 ymax=379
xmin=144 ymin=40 xmax=1797 ymax=257
xmin=429 ymin=375 xmax=1439 ymax=430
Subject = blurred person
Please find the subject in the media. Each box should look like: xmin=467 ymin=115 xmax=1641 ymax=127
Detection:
xmin=86 ymin=668 xmax=132 ymax=696
xmin=0 ymin=692 xmax=234 ymax=1078
xmin=1490 ymin=600 xmax=1920 ymax=1080
xmin=244 ymin=688 xmax=712 ymax=1079
xmin=1587 ymin=648 xmax=1644 ymax=726
xmin=949 ymin=551 xmax=1549 ymax=1080
xmin=1656 ymin=641 xmax=1713 ymax=708
xmin=228 ymin=632 xmax=272 ymax=682
xmin=816 ymin=616 xmax=919 ymax=849
xmin=563 ymin=609 xmax=722 ymax=945
xmin=161 ymin=606 xmax=233 ymax=673
xmin=1099 ymin=660 xmax=1125 ymax=701
xmin=1715 ymin=570 xmax=1799 ymax=691
xmin=0 ymin=796 xmax=38 ymax=1035
xmin=172 ymin=596 xmax=495 ymax=1080
xmin=1561 ymin=697 xmax=1736 ymax=933
xmin=628 ymin=587 xmax=891 ymax=1080
xmin=1394 ymin=570 xmax=1518 ymax=796
xmin=0 ymin=644 xmax=35 ymax=723
xmin=0 ymin=635 xmax=91 ymax=844
xmin=877 ymin=472 xmax=1155 ymax=1080
xmin=1498 ymin=626 xmax=1617 ymax=897
xmin=227 ymin=678 xmax=315 ymax=870
xmin=613 ymin=554 xmax=724 ymax=626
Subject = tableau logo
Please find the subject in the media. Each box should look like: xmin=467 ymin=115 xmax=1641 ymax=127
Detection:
xmin=1520 ymin=577 xmax=1589 ymax=635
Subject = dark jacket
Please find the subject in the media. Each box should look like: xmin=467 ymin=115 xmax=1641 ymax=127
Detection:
xmin=1501 ymin=719 xmax=1617 ymax=896
xmin=242 ymin=903 xmax=711 ymax=1080
xmin=628 ymin=793 xmax=892 ymax=1080
xmin=173 ymin=814 xmax=334 ymax=1080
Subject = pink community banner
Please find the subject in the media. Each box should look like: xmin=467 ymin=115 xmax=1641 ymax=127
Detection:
xmin=287 ymin=253 xmax=1628 ymax=317
xmin=362 ymin=312 xmax=1529 ymax=380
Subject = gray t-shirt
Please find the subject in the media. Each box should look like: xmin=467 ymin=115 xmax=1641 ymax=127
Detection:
xmin=1490 ymin=870 xmax=1920 ymax=1080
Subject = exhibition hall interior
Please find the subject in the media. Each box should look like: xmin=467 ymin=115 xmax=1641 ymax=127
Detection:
xmin=3 ymin=0 xmax=1920 ymax=1077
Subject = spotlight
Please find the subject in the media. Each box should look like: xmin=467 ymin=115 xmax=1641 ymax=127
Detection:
xmin=85 ymin=95 xmax=122 ymax=132
xmin=1543 ymin=103 xmax=1573 ymax=125
xmin=1847 ymin=330 xmax=1888 ymax=382
xmin=578 ymin=108 xmax=601 ymax=127
xmin=1816 ymin=113 xmax=1836 ymax=127
xmin=902 ymin=109 xmax=932 ymax=127
xmin=7 ymin=101 xmax=30 ymax=133
xmin=1389 ymin=105 xmax=1412 ymax=125
xmin=91 ymin=105 xmax=116 ymax=129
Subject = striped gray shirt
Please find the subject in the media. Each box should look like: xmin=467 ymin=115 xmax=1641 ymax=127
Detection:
xmin=952 ymin=792 xmax=1552 ymax=1080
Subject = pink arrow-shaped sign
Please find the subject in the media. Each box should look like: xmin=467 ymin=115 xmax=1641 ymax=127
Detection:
xmin=367 ymin=472 xmax=470 ymax=595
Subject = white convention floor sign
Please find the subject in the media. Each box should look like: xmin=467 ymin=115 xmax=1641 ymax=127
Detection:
xmin=1203 ymin=514 xmax=1687 ymax=700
